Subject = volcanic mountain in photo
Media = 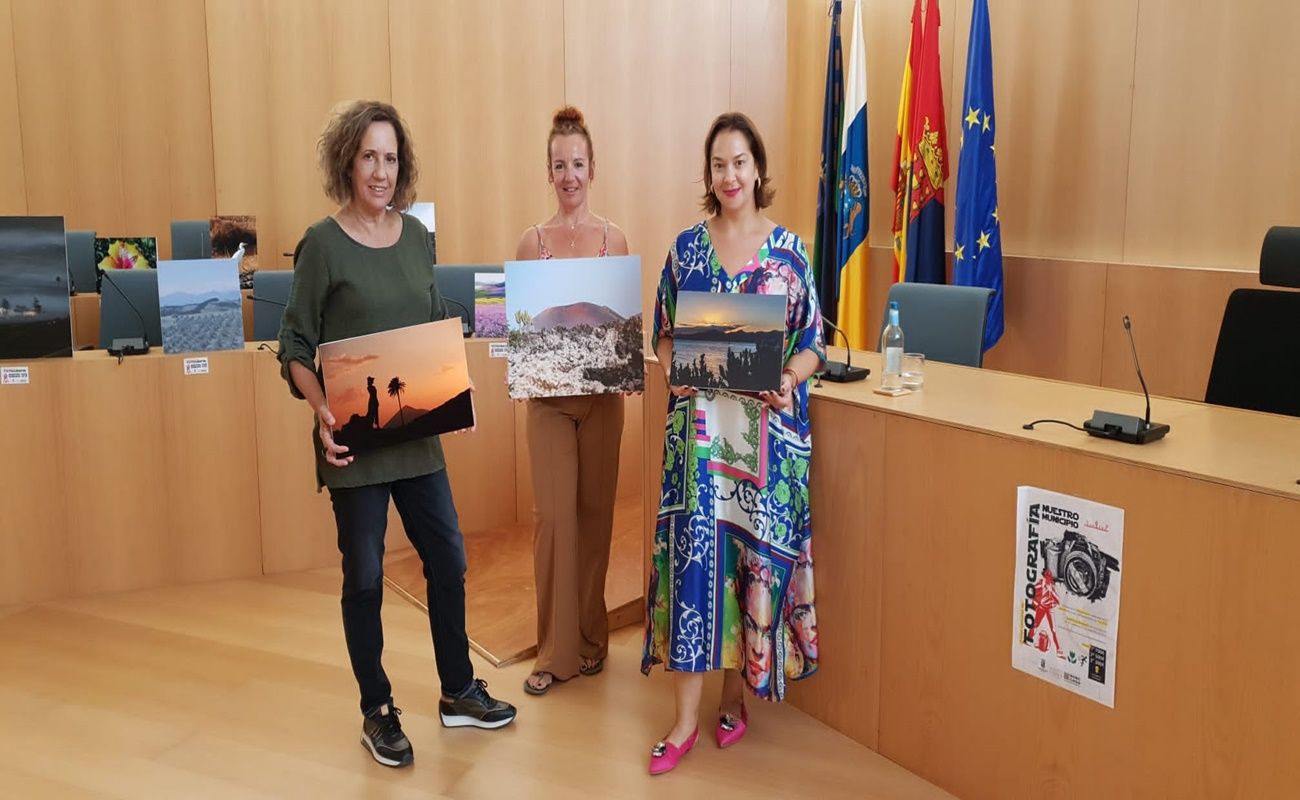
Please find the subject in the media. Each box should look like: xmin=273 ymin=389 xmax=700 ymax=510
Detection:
xmin=533 ymin=302 xmax=633 ymax=330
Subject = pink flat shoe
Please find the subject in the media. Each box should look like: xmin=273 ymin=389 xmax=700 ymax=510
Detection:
xmin=715 ymin=704 xmax=748 ymax=748
xmin=649 ymin=729 xmax=699 ymax=775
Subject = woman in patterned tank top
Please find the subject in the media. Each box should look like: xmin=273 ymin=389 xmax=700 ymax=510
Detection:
xmin=513 ymin=106 xmax=630 ymax=697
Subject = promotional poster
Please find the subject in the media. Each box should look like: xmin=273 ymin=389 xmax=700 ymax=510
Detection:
xmin=1011 ymin=486 xmax=1124 ymax=707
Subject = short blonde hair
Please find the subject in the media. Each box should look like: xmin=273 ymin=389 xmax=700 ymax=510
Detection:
xmin=318 ymin=100 xmax=419 ymax=209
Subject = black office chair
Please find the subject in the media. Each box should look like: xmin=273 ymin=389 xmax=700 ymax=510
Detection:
xmin=99 ymin=270 xmax=162 ymax=349
xmin=1204 ymin=226 xmax=1300 ymax=417
xmin=251 ymin=270 xmax=293 ymax=341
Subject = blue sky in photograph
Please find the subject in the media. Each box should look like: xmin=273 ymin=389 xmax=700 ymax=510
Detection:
xmin=505 ymin=255 xmax=641 ymax=319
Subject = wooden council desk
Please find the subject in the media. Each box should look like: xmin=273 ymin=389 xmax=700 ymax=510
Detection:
xmin=641 ymin=349 xmax=1300 ymax=799
xmin=0 ymin=342 xmax=641 ymax=605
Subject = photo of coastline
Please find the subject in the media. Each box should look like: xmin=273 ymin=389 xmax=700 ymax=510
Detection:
xmin=670 ymin=290 xmax=786 ymax=392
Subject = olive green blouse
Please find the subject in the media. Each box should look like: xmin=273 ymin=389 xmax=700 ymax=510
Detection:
xmin=277 ymin=214 xmax=448 ymax=490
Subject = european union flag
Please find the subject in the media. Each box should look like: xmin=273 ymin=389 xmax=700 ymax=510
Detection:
xmin=953 ymin=0 xmax=1004 ymax=351
xmin=813 ymin=0 xmax=844 ymax=324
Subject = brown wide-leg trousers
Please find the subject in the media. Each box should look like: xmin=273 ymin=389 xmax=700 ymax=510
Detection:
xmin=527 ymin=393 xmax=624 ymax=680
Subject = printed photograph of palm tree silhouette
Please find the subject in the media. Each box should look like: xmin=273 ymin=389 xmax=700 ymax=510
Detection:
xmin=474 ymin=273 xmax=506 ymax=337
xmin=0 ymin=216 xmax=73 ymax=359
xmin=319 ymin=318 xmax=473 ymax=455
xmin=504 ymin=255 xmax=644 ymax=399
xmin=157 ymin=259 xmax=244 ymax=355
xmin=94 ymin=236 xmax=157 ymax=293
xmin=671 ymin=290 xmax=786 ymax=392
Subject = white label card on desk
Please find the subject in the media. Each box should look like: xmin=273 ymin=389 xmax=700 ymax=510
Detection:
xmin=488 ymin=343 xmax=508 ymax=359
xmin=183 ymin=357 xmax=210 ymax=376
xmin=1 ymin=366 xmax=30 ymax=385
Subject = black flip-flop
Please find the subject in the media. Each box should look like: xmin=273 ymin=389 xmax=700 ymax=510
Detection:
xmin=579 ymin=658 xmax=605 ymax=677
xmin=523 ymin=671 xmax=566 ymax=695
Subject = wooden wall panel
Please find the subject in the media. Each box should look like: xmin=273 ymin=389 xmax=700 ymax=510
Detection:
xmin=439 ymin=341 xmax=517 ymax=533
xmin=981 ymin=255 xmax=1108 ymax=386
xmin=12 ymin=0 xmax=215 ymax=257
xmin=780 ymin=0 xmax=829 ymax=242
xmin=1098 ymin=263 xmax=1258 ymax=402
xmin=948 ymin=0 xmax=1139 ymax=262
xmin=250 ymin=348 xmax=339 ymax=575
xmin=206 ymin=0 xmax=391 ymax=269
xmin=787 ymin=400 xmax=886 ymax=749
xmin=157 ymin=350 xmax=262 ymax=583
xmin=0 ymin=0 xmax=26 ymax=215
xmin=0 ymin=361 xmax=70 ymax=604
xmin=564 ymin=0 xmax=731 ymax=313
xmin=1124 ymin=0 xmax=1300 ymax=269
xmin=390 ymin=0 xmax=563 ymax=266
xmin=731 ymin=0 xmax=790 ymax=228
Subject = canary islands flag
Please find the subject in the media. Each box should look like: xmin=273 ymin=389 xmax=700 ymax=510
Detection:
xmin=835 ymin=0 xmax=870 ymax=348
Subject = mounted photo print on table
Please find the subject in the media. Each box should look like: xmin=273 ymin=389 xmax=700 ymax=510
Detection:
xmin=504 ymin=255 xmax=643 ymax=399
xmin=670 ymin=290 xmax=786 ymax=392
xmin=320 ymin=317 xmax=473 ymax=455
xmin=0 ymin=216 xmax=73 ymax=359
xmin=94 ymin=236 xmax=157 ymax=292
xmin=474 ymin=272 xmax=506 ymax=338
xmin=210 ymin=215 xmax=257 ymax=288
xmin=157 ymin=258 xmax=244 ymax=355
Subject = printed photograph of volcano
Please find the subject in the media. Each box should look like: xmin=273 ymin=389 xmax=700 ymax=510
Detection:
xmin=0 ymin=216 xmax=73 ymax=359
xmin=319 ymin=317 xmax=473 ymax=455
xmin=670 ymin=290 xmax=786 ymax=392
xmin=504 ymin=255 xmax=643 ymax=399
xmin=157 ymin=258 xmax=244 ymax=355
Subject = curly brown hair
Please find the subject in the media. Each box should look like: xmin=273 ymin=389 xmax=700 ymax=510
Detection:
xmin=317 ymin=100 xmax=419 ymax=209
xmin=700 ymin=112 xmax=774 ymax=216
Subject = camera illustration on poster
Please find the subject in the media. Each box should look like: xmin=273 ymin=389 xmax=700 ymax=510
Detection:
xmin=1011 ymin=486 xmax=1124 ymax=707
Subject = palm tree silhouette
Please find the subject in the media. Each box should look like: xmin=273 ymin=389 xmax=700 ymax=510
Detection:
xmin=387 ymin=376 xmax=407 ymax=426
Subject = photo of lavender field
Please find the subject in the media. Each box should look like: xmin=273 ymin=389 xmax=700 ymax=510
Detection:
xmin=474 ymin=273 xmax=507 ymax=337
xmin=670 ymin=290 xmax=786 ymax=392
xmin=157 ymin=258 xmax=244 ymax=355
xmin=505 ymin=255 xmax=643 ymax=399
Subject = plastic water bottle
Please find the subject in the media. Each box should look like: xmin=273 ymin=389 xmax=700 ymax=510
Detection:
xmin=880 ymin=301 xmax=904 ymax=391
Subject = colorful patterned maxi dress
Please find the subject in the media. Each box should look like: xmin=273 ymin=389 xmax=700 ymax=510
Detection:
xmin=641 ymin=221 xmax=825 ymax=701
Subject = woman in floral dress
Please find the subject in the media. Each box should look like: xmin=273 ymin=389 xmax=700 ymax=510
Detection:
xmin=642 ymin=112 xmax=824 ymax=774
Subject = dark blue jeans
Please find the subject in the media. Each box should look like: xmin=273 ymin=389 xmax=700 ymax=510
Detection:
xmin=329 ymin=469 xmax=474 ymax=712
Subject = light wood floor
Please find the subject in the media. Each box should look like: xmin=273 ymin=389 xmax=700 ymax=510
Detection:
xmin=386 ymin=495 xmax=644 ymax=666
xmin=0 ymin=571 xmax=956 ymax=799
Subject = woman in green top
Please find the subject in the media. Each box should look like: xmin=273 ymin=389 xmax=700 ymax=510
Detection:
xmin=277 ymin=100 xmax=516 ymax=769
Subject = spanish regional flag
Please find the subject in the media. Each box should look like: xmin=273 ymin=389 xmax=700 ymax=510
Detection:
xmin=892 ymin=0 xmax=949 ymax=284
xmin=834 ymin=0 xmax=870 ymax=348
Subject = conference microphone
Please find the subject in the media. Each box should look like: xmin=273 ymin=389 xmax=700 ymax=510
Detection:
xmin=1081 ymin=315 xmax=1170 ymax=444
xmin=100 ymin=269 xmax=151 ymax=359
xmin=429 ymin=285 xmax=473 ymax=338
xmin=248 ymin=295 xmax=286 ymax=307
xmin=819 ymin=318 xmax=870 ymax=383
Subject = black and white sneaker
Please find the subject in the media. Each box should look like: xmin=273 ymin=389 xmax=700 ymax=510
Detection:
xmin=439 ymin=679 xmax=517 ymax=730
xmin=361 ymin=704 xmax=414 ymax=767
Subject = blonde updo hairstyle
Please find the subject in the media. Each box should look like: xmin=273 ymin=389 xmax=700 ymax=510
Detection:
xmin=547 ymin=106 xmax=594 ymax=174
